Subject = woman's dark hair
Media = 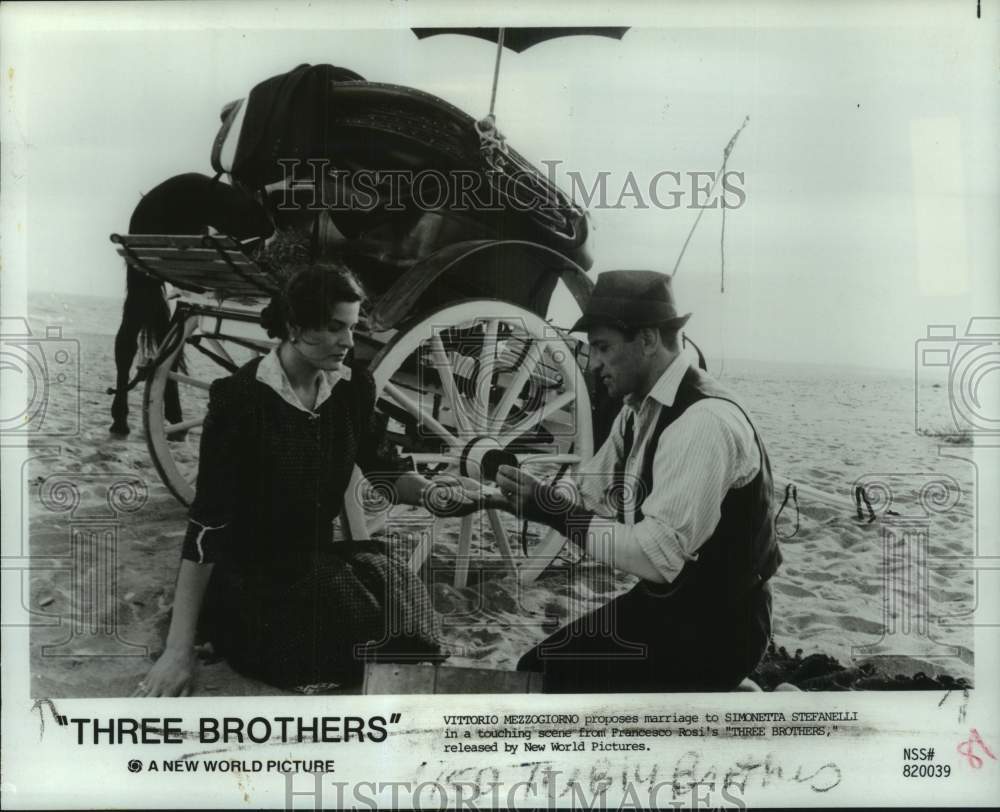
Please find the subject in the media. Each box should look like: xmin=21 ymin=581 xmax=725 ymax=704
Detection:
xmin=260 ymin=263 xmax=366 ymax=340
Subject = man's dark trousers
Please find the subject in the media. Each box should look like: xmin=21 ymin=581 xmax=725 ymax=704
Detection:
xmin=516 ymin=579 xmax=772 ymax=693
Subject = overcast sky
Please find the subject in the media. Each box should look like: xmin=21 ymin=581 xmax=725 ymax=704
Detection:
xmin=2 ymin=1 xmax=997 ymax=370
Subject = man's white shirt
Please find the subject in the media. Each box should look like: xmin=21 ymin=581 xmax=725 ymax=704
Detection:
xmin=573 ymin=348 xmax=761 ymax=583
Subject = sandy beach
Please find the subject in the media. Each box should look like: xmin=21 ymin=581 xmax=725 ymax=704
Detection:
xmin=24 ymin=291 xmax=975 ymax=697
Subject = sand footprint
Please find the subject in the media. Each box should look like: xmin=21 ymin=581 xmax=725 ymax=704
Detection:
xmin=833 ymin=614 xmax=884 ymax=636
xmin=772 ymin=581 xmax=814 ymax=599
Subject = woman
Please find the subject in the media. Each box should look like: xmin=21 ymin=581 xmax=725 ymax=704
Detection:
xmin=135 ymin=263 xmax=479 ymax=695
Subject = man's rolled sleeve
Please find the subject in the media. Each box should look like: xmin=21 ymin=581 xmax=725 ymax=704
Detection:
xmin=630 ymin=517 xmax=691 ymax=584
xmin=181 ymin=519 xmax=233 ymax=564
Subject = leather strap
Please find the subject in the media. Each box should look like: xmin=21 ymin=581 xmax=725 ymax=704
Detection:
xmin=612 ymin=411 xmax=635 ymax=524
xmin=211 ymin=98 xmax=244 ymax=176
xmin=521 ymin=483 xmax=595 ymax=546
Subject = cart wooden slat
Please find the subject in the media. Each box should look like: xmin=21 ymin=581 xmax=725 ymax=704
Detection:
xmin=111 ymin=233 xmax=279 ymax=298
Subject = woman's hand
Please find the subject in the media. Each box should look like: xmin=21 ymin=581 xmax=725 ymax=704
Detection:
xmin=421 ymin=475 xmax=487 ymax=517
xmin=132 ymin=646 xmax=198 ymax=697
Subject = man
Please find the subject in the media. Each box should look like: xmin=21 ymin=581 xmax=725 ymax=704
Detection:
xmin=496 ymin=270 xmax=781 ymax=692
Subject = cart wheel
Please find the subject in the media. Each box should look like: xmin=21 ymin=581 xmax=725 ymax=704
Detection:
xmin=144 ymin=311 xmax=271 ymax=505
xmin=369 ymin=300 xmax=593 ymax=586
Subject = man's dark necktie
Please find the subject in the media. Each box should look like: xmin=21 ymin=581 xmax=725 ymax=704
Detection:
xmin=613 ymin=411 xmax=636 ymax=523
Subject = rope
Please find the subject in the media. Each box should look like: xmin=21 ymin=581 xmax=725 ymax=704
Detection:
xmin=671 ymin=115 xmax=750 ymax=279
xmin=720 ymin=187 xmax=728 ymax=294
xmin=718 ymin=115 xmax=749 ymax=293
xmin=855 ymin=485 xmax=877 ymax=523
xmin=474 ymin=30 xmax=577 ymax=234
xmin=715 ymin=287 xmax=727 ymax=379
xmin=475 ymin=115 xmax=572 ymax=232
xmin=106 ymin=312 xmax=189 ymax=397
xmin=775 ymin=482 xmax=800 ymax=539
xmin=105 ymin=359 xmax=155 ymax=396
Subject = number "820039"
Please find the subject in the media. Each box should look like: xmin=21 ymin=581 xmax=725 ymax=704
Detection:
xmin=903 ymin=763 xmax=951 ymax=778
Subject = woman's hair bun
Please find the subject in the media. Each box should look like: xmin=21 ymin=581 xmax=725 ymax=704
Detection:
xmin=257 ymin=262 xmax=365 ymax=341
xmin=259 ymin=297 xmax=288 ymax=339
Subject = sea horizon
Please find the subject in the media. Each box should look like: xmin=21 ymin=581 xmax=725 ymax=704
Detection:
xmin=21 ymin=288 xmax=916 ymax=378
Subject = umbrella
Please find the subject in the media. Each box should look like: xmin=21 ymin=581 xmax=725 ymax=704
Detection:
xmin=412 ymin=27 xmax=629 ymax=53
xmin=412 ymin=27 xmax=628 ymax=117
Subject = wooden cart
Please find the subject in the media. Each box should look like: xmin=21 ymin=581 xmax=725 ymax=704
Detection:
xmin=111 ymin=231 xmax=598 ymax=593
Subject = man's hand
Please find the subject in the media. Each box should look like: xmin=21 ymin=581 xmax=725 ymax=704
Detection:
xmin=495 ymin=465 xmax=544 ymax=513
xmin=496 ymin=465 xmax=588 ymax=537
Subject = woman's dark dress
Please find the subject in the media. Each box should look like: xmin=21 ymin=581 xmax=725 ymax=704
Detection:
xmin=180 ymin=357 xmax=443 ymax=689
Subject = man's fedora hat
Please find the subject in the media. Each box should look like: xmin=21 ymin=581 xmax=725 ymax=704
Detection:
xmin=570 ymin=270 xmax=691 ymax=333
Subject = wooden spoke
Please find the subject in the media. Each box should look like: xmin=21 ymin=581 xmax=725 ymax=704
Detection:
xmin=486 ymin=509 xmax=517 ymax=575
xmin=203 ymin=337 xmax=235 ymax=367
xmin=453 ymin=514 xmax=474 ymax=589
xmin=408 ymin=519 xmax=437 ymax=576
xmin=516 ymin=453 xmax=584 ymax=467
xmin=473 ymin=318 xmax=500 ymax=431
xmin=167 ymin=371 xmax=212 ymax=391
xmin=382 ymin=381 xmax=459 ymax=447
xmin=339 ymin=466 xmax=366 ymax=542
xmin=428 ymin=333 xmax=472 ymax=436
xmin=165 ymin=415 xmax=205 ymax=435
xmin=497 ymin=389 xmax=576 ymax=449
xmin=489 ymin=339 xmax=542 ymax=433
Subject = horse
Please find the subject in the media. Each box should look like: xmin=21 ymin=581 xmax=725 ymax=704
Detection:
xmin=109 ymin=172 xmax=273 ymax=436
